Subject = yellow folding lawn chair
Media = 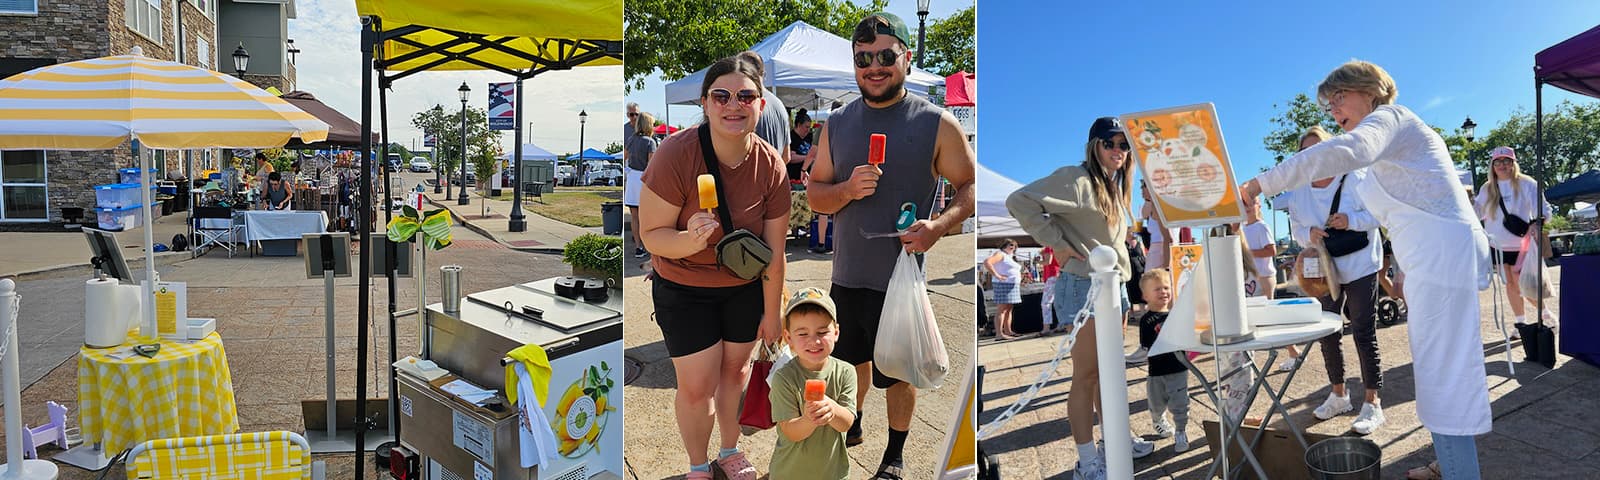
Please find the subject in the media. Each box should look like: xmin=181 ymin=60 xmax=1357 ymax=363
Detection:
xmin=126 ymin=431 xmax=325 ymax=479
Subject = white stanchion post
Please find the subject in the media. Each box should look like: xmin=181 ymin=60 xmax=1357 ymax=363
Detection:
xmin=1089 ymin=246 xmax=1133 ymax=480
xmin=0 ymin=279 xmax=60 ymax=479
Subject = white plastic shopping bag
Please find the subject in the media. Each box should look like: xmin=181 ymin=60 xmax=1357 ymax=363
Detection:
xmin=765 ymin=344 xmax=795 ymax=387
xmin=873 ymin=248 xmax=949 ymax=389
xmin=1517 ymin=233 xmax=1554 ymax=300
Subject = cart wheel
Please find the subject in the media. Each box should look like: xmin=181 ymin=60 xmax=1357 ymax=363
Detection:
xmin=1376 ymin=297 xmax=1401 ymax=327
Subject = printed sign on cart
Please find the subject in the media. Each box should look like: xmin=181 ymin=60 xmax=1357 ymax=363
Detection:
xmin=452 ymin=410 xmax=494 ymax=464
xmin=538 ymin=339 xmax=624 ymax=480
xmin=1121 ymin=103 xmax=1246 ymax=228
xmin=488 ymin=82 xmax=515 ymax=131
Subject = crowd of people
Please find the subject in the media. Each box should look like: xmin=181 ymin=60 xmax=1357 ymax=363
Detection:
xmin=633 ymin=12 xmax=976 ymax=480
xmin=996 ymin=60 xmax=1558 ymax=480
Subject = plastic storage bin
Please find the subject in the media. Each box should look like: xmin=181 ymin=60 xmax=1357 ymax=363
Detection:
xmin=94 ymin=183 xmax=157 ymax=209
xmin=119 ymin=168 xmax=157 ymax=185
xmin=95 ymin=202 xmax=155 ymax=231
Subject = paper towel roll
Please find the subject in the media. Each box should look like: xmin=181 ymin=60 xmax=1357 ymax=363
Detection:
xmin=1205 ymin=235 xmax=1251 ymax=338
xmin=85 ymin=279 xmax=130 ymax=347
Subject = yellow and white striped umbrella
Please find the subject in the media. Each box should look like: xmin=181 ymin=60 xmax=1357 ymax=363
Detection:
xmin=0 ymin=46 xmax=328 ymax=150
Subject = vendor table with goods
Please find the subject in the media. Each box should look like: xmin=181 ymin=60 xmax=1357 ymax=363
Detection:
xmin=77 ymin=333 xmax=239 ymax=454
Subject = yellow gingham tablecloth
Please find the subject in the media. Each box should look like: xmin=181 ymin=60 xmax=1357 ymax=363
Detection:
xmin=78 ymin=333 xmax=239 ymax=453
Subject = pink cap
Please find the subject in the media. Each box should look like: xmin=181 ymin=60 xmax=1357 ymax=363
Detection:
xmin=1490 ymin=146 xmax=1516 ymax=161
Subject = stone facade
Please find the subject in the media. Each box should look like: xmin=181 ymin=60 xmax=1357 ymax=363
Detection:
xmin=1 ymin=0 xmax=217 ymax=222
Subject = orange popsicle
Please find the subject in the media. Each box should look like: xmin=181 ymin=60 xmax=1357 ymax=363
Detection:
xmin=697 ymin=174 xmax=717 ymax=210
xmin=868 ymin=134 xmax=886 ymax=165
xmin=804 ymin=379 xmax=826 ymax=402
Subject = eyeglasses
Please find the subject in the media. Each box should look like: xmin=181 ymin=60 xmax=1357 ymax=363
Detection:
xmin=1492 ymin=158 xmax=1515 ymax=165
xmin=1322 ymin=91 xmax=1346 ymax=114
xmin=1100 ymin=139 xmax=1132 ymax=151
xmin=854 ymin=47 xmax=904 ymax=68
xmin=706 ymin=88 xmax=761 ymax=107
xmin=627 ymin=112 xmax=639 ymax=118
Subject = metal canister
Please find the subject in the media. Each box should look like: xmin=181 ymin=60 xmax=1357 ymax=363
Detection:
xmin=441 ymin=265 xmax=463 ymax=314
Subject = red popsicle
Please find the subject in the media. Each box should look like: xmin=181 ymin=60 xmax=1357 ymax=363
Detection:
xmin=868 ymin=133 xmax=886 ymax=166
xmin=804 ymin=379 xmax=826 ymax=402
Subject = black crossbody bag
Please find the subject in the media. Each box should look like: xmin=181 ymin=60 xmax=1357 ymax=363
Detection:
xmin=1496 ymin=190 xmax=1532 ymax=237
xmin=1322 ymin=174 xmax=1371 ymax=257
xmin=698 ymin=124 xmax=773 ymax=280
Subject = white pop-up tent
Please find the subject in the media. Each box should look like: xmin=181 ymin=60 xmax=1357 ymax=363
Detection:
xmin=664 ymin=21 xmax=946 ymax=112
xmin=977 ymin=162 xmax=1038 ymax=248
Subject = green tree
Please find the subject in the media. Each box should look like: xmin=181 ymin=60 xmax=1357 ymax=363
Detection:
xmin=384 ymin=143 xmax=413 ymax=161
xmin=604 ymin=141 xmax=624 ymax=155
xmin=623 ymin=0 xmax=887 ymax=92
xmin=920 ymin=6 xmax=973 ymax=77
xmin=1263 ymin=93 xmax=1340 ymax=165
xmin=411 ymin=104 xmax=503 ymax=182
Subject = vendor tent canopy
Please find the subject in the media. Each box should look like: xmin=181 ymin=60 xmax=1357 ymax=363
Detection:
xmin=280 ymin=90 xmax=377 ymax=148
xmin=976 ymin=162 xmax=1036 ymax=248
xmin=663 ymin=21 xmax=945 ymax=110
xmin=1547 ymin=169 xmax=1600 ymax=204
xmin=945 ymin=71 xmax=974 ymax=107
xmin=576 ymin=147 xmax=615 ymax=160
xmin=1535 ymin=24 xmax=1600 ymax=98
xmin=496 ymin=142 xmax=558 ymax=161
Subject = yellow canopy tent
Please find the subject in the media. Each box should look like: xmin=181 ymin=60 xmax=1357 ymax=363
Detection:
xmin=345 ymin=3 xmax=621 ymax=476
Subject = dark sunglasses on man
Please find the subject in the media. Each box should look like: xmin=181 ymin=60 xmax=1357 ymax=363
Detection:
xmin=853 ymin=47 xmax=904 ymax=69
xmin=706 ymin=88 xmax=761 ymax=107
xmin=1100 ymin=139 xmax=1132 ymax=151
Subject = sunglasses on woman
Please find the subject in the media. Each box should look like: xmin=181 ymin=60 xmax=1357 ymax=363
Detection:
xmin=706 ymin=88 xmax=761 ymax=107
xmin=1100 ymin=139 xmax=1132 ymax=151
xmin=853 ymin=47 xmax=904 ymax=69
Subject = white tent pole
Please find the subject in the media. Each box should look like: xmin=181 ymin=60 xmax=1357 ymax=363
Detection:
xmin=138 ymin=141 xmax=157 ymax=337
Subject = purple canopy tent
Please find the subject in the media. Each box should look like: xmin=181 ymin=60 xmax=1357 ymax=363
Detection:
xmin=1533 ymin=24 xmax=1600 ymax=366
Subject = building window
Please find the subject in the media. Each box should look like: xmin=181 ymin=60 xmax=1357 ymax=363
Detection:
xmin=197 ymin=39 xmax=210 ymax=69
xmin=0 ymin=151 xmax=48 ymax=220
xmin=125 ymin=0 xmax=161 ymax=41
xmin=0 ymin=0 xmax=37 ymax=15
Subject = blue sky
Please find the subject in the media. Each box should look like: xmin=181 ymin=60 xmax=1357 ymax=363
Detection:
xmin=623 ymin=0 xmax=971 ymax=124
xmin=979 ymin=1 xmax=1600 ymax=235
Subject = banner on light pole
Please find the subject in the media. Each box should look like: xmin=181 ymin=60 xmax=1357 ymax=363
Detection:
xmin=489 ymin=82 xmax=515 ymax=131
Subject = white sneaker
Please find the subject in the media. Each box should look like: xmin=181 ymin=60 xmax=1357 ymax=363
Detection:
xmin=1173 ymin=431 xmax=1191 ymax=452
xmin=1130 ymin=435 xmax=1155 ymax=459
xmin=1313 ymin=393 xmax=1353 ymax=420
xmin=1510 ymin=327 xmax=1522 ymax=340
xmin=1352 ymin=402 xmax=1386 ymax=434
xmin=1125 ymin=346 xmax=1149 ymax=365
xmin=1073 ymin=455 xmax=1107 ymax=480
xmin=1278 ymin=357 xmax=1296 ymax=372
xmin=1152 ymin=416 xmax=1175 ymax=438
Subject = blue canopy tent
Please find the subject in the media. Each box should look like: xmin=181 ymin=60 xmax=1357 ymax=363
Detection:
xmin=1546 ymin=169 xmax=1600 ymax=205
xmin=575 ymin=147 xmax=615 ymax=161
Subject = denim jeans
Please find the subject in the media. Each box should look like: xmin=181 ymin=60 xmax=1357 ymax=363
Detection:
xmin=1431 ymin=432 xmax=1480 ymax=479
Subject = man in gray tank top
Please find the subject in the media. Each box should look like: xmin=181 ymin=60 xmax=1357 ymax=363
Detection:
xmin=805 ymin=12 xmax=975 ymax=480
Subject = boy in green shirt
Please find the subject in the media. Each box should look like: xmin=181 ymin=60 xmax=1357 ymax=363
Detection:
xmin=769 ymin=287 xmax=858 ymax=479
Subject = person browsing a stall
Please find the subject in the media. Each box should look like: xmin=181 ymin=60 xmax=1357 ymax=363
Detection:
xmin=1473 ymin=146 xmax=1554 ymax=337
xmin=638 ymin=51 xmax=789 ymax=480
xmin=1239 ymin=60 xmax=1492 ymax=479
xmin=804 ymin=12 xmax=976 ymax=479
xmin=263 ymin=171 xmax=292 ymax=210
xmin=768 ymin=287 xmax=858 ymax=480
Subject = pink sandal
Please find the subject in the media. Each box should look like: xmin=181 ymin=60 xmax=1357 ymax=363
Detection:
xmin=716 ymin=452 xmax=758 ymax=480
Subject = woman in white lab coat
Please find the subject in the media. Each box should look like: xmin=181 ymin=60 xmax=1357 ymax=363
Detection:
xmin=1240 ymin=60 xmax=1491 ymax=480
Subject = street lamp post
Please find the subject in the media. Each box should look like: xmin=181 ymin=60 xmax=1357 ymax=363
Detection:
xmin=231 ymin=42 xmax=249 ymax=79
xmin=1462 ymin=117 xmax=1478 ymax=186
xmin=915 ymin=0 xmax=930 ymax=67
xmin=458 ymin=82 xmax=471 ymax=205
xmin=432 ymin=106 xmax=444 ymax=194
xmin=509 ymin=79 xmax=527 ymax=233
xmin=577 ymin=110 xmax=587 ymax=186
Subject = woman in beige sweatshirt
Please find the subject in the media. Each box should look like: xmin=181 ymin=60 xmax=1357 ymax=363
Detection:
xmin=1006 ymin=116 xmax=1147 ymax=479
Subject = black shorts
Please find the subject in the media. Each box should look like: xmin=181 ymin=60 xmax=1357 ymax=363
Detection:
xmin=652 ymin=276 xmax=764 ymax=358
xmin=829 ymin=284 xmax=903 ymax=389
xmin=1492 ymin=250 xmax=1521 ymax=266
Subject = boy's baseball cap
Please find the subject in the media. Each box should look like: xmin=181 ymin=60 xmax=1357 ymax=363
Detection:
xmin=859 ymin=12 xmax=913 ymax=48
xmin=783 ymin=287 xmax=837 ymax=320
xmin=1089 ymin=117 xmax=1126 ymax=140
xmin=1490 ymin=146 xmax=1517 ymax=161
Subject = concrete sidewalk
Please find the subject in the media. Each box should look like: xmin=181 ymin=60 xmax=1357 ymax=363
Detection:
xmin=0 ymin=211 xmax=191 ymax=278
xmin=976 ymin=265 xmax=1600 ymax=479
xmin=416 ymin=187 xmax=602 ymax=253
xmin=622 ymin=232 xmax=976 ymax=480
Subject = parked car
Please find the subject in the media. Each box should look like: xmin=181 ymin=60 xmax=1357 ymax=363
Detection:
xmin=409 ymin=159 xmax=431 ymax=172
xmin=387 ymin=153 xmax=403 ymax=171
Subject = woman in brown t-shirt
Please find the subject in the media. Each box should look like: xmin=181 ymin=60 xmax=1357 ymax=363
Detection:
xmin=637 ymin=51 xmax=789 ymax=480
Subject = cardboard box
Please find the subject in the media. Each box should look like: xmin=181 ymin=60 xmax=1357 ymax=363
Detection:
xmin=1201 ymin=420 xmax=1342 ymax=480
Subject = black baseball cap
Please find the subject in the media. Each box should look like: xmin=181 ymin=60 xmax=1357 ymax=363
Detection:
xmin=856 ymin=12 xmax=914 ymax=48
xmin=1089 ymin=117 xmax=1125 ymax=140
